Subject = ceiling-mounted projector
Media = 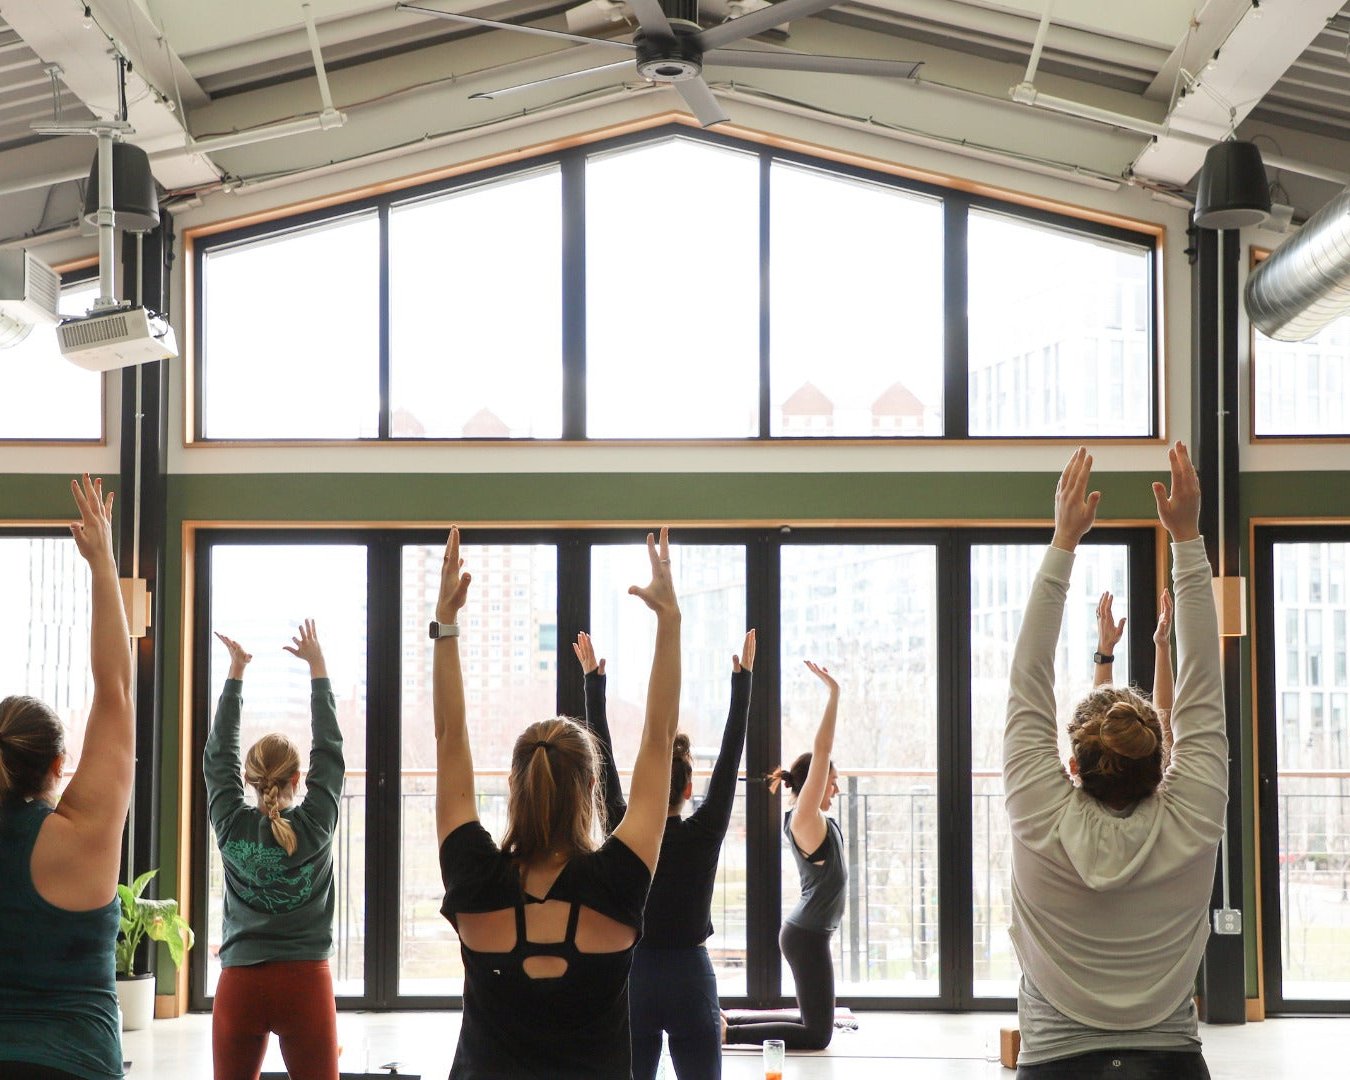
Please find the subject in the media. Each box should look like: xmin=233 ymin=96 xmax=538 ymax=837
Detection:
xmin=0 ymin=250 xmax=61 ymax=348
xmin=57 ymin=305 xmax=178 ymax=371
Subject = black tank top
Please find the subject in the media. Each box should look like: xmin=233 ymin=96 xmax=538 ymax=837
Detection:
xmin=783 ymin=810 xmax=847 ymax=933
xmin=440 ymin=822 xmax=651 ymax=1079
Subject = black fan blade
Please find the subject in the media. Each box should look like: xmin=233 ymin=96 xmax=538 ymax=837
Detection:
xmin=627 ymin=0 xmax=675 ymax=38
xmin=704 ymin=48 xmax=921 ymax=78
xmin=674 ymin=76 xmax=730 ymax=127
xmin=396 ymin=2 xmax=635 ymax=51
xmin=695 ymin=0 xmax=841 ymax=51
xmin=470 ymin=58 xmax=635 ymax=99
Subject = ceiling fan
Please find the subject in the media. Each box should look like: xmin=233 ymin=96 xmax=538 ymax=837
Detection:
xmin=395 ymin=0 xmax=923 ymax=127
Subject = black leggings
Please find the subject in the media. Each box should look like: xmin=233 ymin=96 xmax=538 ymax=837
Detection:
xmin=723 ymin=921 xmax=835 ymax=1051
xmin=1017 ymin=1049 xmax=1211 ymax=1079
xmin=0 ymin=1065 xmax=87 ymax=1080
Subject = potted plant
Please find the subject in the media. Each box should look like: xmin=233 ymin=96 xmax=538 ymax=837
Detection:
xmin=115 ymin=868 xmax=194 ymax=1031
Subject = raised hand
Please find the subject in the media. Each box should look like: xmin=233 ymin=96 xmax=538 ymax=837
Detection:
xmin=628 ymin=527 xmax=680 ymax=620
xmin=573 ymin=631 xmax=606 ymax=676
xmin=1151 ymin=441 xmax=1201 ymax=542
xmin=804 ymin=660 xmax=838 ymax=697
xmin=215 ymin=632 xmax=253 ymax=680
xmin=1096 ymin=592 xmax=1125 ymax=654
xmin=1153 ymin=588 xmax=1174 ymax=647
xmin=282 ymin=618 xmax=327 ymax=678
xmin=437 ymin=526 xmax=472 ymax=623
xmin=1052 ymin=447 xmax=1100 ymax=553
xmin=733 ymin=628 xmax=756 ymax=673
xmin=69 ymin=473 xmax=116 ymax=570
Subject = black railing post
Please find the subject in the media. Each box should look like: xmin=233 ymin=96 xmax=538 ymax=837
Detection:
xmin=846 ymin=776 xmax=861 ymax=984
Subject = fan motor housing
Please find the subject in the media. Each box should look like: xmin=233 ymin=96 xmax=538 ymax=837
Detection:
xmin=635 ymin=21 xmax=704 ymax=82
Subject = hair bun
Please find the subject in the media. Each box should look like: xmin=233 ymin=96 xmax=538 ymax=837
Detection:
xmin=1101 ymin=701 xmax=1159 ymax=759
xmin=672 ymin=733 xmax=692 ymax=757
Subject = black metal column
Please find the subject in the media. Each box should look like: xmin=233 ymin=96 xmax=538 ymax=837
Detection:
xmin=1190 ymin=222 xmax=1247 ymax=1024
xmin=117 ymin=219 xmax=172 ymax=973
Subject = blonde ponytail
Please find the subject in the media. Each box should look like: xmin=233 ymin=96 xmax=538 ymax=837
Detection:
xmin=244 ymin=733 xmax=301 ymax=856
xmin=503 ymin=717 xmax=602 ymax=867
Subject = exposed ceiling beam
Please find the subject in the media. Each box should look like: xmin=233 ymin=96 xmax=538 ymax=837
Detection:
xmin=2 ymin=0 xmax=218 ymax=189
xmin=1131 ymin=0 xmax=1348 ymax=186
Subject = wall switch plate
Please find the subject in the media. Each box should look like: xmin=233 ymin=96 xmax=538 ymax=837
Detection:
xmin=1213 ymin=908 xmax=1242 ymax=935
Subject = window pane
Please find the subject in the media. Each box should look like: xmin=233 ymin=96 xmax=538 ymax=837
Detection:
xmin=590 ymin=543 xmax=748 ymax=992
xmin=968 ymin=211 xmax=1152 ymax=436
xmin=390 ymin=170 xmax=562 ymax=438
xmin=586 ymin=140 xmax=758 ymax=437
xmin=0 ymin=536 xmax=93 ymax=781
xmin=0 ymin=283 xmax=102 ymax=440
xmin=399 ymin=543 xmax=558 ymax=996
xmin=202 ymin=216 xmax=379 ymax=438
xmin=771 ymin=165 xmax=943 ymax=436
xmin=970 ymin=543 xmax=1130 ymax=997
xmin=780 ymin=545 xmax=939 ymax=997
xmin=1272 ymin=541 xmax=1350 ymax=999
xmin=1254 ymin=317 xmax=1350 ymax=435
xmin=204 ymin=545 xmax=368 ymax=997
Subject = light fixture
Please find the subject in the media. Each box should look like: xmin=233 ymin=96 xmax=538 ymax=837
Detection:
xmin=120 ymin=577 xmax=152 ymax=638
xmin=1194 ymin=140 xmax=1271 ymax=229
xmin=82 ymin=5 xmax=93 ymax=29
xmin=81 ymin=140 xmax=160 ymax=233
xmin=1212 ymin=577 xmax=1248 ymax=637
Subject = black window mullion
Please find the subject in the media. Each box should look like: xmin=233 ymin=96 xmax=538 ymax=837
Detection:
xmin=943 ymin=195 xmax=970 ymax=438
xmin=561 ymin=153 xmax=587 ymax=441
xmin=944 ymin=532 xmax=974 ymax=1008
xmin=745 ymin=534 xmax=782 ymax=1005
xmin=758 ymin=153 xmax=772 ymax=439
xmin=557 ymin=537 xmax=591 ymax=718
xmin=367 ymin=537 xmax=402 ymax=1006
xmin=189 ymin=542 xmax=215 ymax=1011
xmin=377 ymin=205 xmax=391 ymax=439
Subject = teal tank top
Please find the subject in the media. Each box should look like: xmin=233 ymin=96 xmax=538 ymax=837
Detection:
xmin=0 ymin=800 xmax=123 ymax=1080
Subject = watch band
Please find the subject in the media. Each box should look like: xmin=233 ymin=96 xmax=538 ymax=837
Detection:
xmin=1093 ymin=651 xmax=1114 ymax=664
xmin=428 ymin=620 xmax=460 ymax=640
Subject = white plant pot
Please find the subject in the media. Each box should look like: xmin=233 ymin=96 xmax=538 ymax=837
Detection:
xmin=116 ymin=973 xmax=156 ymax=1031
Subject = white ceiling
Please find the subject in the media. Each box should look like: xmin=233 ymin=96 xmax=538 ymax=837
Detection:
xmin=1 ymin=0 xmax=1347 ymax=246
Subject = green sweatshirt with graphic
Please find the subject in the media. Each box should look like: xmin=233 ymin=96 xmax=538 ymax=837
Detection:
xmin=203 ymin=677 xmax=344 ymax=968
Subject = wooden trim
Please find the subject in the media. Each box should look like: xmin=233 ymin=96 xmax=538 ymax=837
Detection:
xmin=172 ymin=522 xmax=197 ymax=1016
xmin=180 ymin=113 xmax=1168 ymax=450
xmin=154 ymin=992 xmax=181 ymax=1020
xmin=56 ymin=254 xmax=100 ymax=275
xmin=1246 ymin=435 xmax=1350 ymax=445
xmin=1246 ymin=514 xmax=1350 ymax=1014
xmin=1246 ymin=996 xmax=1265 ymax=1022
xmin=183 ymin=231 xmax=197 ymax=447
xmin=178 ymin=435 xmax=1170 ymax=450
xmin=181 ymin=112 xmax=1165 ymax=245
xmin=178 ymin=517 xmax=1162 ymax=532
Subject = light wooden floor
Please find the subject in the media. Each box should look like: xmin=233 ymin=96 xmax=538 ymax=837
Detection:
xmin=121 ymin=1009 xmax=1350 ymax=1078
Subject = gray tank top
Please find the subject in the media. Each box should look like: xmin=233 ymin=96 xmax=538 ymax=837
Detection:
xmin=783 ymin=810 xmax=847 ymax=933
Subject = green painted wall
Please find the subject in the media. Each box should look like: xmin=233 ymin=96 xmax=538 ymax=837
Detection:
xmin=8 ymin=466 xmax=1346 ymax=1001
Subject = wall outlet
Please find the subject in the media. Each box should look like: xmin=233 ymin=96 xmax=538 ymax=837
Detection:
xmin=1213 ymin=908 xmax=1242 ymax=935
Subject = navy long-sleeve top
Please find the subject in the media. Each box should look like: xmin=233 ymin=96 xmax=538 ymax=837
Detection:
xmin=584 ymin=667 xmax=753 ymax=948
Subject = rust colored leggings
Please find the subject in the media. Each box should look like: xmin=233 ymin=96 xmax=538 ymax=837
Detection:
xmin=213 ymin=959 xmax=338 ymax=1080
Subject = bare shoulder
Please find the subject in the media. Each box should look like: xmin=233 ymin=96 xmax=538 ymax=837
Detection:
xmin=29 ymin=812 xmax=118 ymax=911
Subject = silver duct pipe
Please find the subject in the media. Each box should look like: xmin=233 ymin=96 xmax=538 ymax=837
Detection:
xmin=1246 ymin=187 xmax=1350 ymax=342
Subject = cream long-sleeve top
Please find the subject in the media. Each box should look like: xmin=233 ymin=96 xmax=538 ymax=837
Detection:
xmin=1003 ymin=537 xmax=1229 ymax=1030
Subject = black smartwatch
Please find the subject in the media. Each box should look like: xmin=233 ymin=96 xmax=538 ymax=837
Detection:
xmin=1093 ymin=651 xmax=1114 ymax=664
xmin=429 ymin=621 xmax=460 ymax=640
